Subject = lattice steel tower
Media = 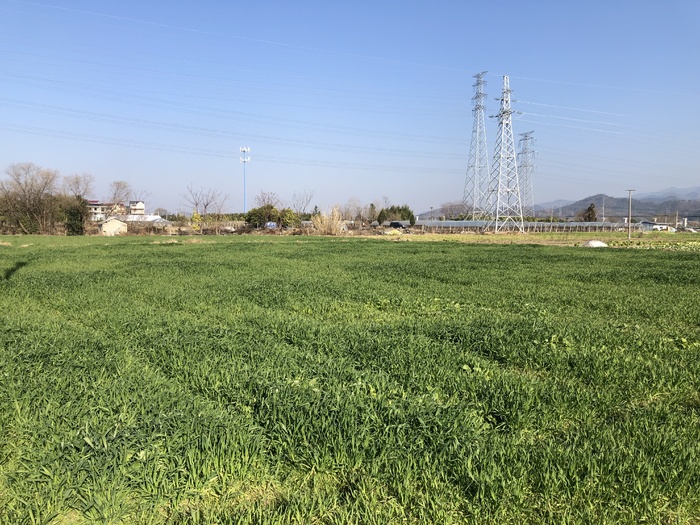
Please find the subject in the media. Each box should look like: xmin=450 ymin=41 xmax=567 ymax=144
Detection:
xmin=517 ymin=131 xmax=536 ymax=218
xmin=462 ymin=72 xmax=490 ymax=219
xmin=486 ymin=75 xmax=524 ymax=232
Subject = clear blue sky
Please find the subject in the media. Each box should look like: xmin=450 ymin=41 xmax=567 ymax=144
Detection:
xmin=1 ymin=0 xmax=698 ymax=214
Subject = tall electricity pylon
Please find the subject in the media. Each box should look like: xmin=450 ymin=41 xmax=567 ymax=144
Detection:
xmin=517 ymin=131 xmax=536 ymax=218
xmin=486 ymin=75 xmax=524 ymax=232
xmin=462 ymin=72 xmax=490 ymax=220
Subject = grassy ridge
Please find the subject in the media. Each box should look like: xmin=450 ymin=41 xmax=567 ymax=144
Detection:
xmin=1 ymin=236 xmax=699 ymax=524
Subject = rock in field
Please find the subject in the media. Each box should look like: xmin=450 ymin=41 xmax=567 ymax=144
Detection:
xmin=582 ymin=240 xmax=608 ymax=248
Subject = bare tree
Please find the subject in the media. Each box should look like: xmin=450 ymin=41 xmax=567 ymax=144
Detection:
xmin=351 ymin=199 xmax=365 ymax=223
xmin=181 ymin=184 xmax=227 ymax=233
xmin=211 ymin=193 xmax=230 ymax=235
xmin=131 ymin=188 xmax=152 ymax=203
xmin=153 ymin=207 xmax=168 ymax=218
xmin=60 ymin=173 xmax=93 ymax=235
xmin=254 ymin=191 xmax=282 ymax=209
xmin=341 ymin=197 xmax=362 ymax=225
xmin=182 ymin=185 xmax=224 ymax=215
xmin=363 ymin=203 xmax=375 ymax=223
xmin=104 ymin=181 xmax=132 ymax=218
xmin=291 ymin=188 xmax=315 ymax=217
xmin=62 ymin=173 xmax=94 ymax=199
xmin=108 ymin=180 xmax=132 ymax=203
xmin=340 ymin=201 xmax=353 ymax=222
xmin=0 ymin=162 xmax=60 ymax=234
xmin=366 ymin=199 xmax=382 ymax=223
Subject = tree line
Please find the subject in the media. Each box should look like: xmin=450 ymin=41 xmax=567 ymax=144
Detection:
xmin=0 ymin=163 xmax=143 ymax=235
xmin=0 ymin=163 xmax=92 ymax=235
xmin=1 ymin=162 xmax=419 ymax=235
xmin=242 ymin=193 xmax=416 ymax=231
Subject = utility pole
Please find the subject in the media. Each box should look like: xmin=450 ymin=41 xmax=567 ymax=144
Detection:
xmin=463 ymin=72 xmax=490 ymax=220
xmin=550 ymin=206 xmax=554 ymax=232
xmin=627 ymin=189 xmax=634 ymax=240
xmin=240 ymin=147 xmax=250 ymax=214
xmin=486 ymin=75 xmax=524 ymax=233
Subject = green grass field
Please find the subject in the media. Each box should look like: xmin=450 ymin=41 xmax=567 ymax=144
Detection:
xmin=1 ymin=235 xmax=699 ymax=524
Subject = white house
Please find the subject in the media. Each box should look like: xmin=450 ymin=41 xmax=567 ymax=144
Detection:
xmin=129 ymin=201 xmax=146 ymax=215
xmin=98 ymin=217 xmax=127 ymax=236
xmin=88 ymin=201 xmax=127 ymax=221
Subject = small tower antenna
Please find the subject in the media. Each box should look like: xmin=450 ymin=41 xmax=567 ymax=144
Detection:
xmin=240 ymin=146 xmax=250 ymax=213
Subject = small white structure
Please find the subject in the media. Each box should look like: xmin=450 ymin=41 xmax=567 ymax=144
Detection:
xmin=98 ymin=217 xmax=127 ymax=236
xmin=582 ymin=240 xmax=608 ymax=248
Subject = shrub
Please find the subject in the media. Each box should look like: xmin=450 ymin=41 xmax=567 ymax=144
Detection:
xmin=311 ymin=207 xmax=345 ymax=235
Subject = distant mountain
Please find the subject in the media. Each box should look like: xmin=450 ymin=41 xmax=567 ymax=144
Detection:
xmin=538 ymin=193 xmax=700 ymax=220
xmin=636 ymin=186 xmax=700 ymax=203
xmin=534 ymin=199 xmax=575 ymax=212
xmin=423 ymin=189 xmax=700 ymax=220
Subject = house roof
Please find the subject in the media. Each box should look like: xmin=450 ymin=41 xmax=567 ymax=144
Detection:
xmin=99 ymin=217 xmax=126 ymax=225
xmin=117 ymin=214 xmax=172 ymax=224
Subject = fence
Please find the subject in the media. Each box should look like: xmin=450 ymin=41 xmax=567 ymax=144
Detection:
xmin=415 ymin=220 xmax=644 ymax=234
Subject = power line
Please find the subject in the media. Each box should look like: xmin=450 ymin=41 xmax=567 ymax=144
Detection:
xmin=0 ymin=122 xmax=466 ymax=175
xmin=0 ymin=97 xmax=465 ymax=159
xmin=517 ymin=100 xmax=628 ymax=117
xmin=0 ymin=72 xmax=467 ymax=144
xmin=4 ymin=0 xmax=469 ymax=73
xmin=519 ymin=111 xmax=625 ymax=128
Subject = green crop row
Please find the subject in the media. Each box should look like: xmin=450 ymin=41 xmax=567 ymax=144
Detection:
xmin=1 ymin=236 xmax=699 ymax=523
xmin=608 ymin=240 xmax=700 ymax=251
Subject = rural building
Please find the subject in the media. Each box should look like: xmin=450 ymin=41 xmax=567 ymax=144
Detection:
xmin=640 ymin=221 xmax=676 ymax=232
xmin=120 ymin=214 xmax=168 ymax=225
xmin=88 ymin=201 xmax=127 ymax=221
xmin=98 ymin=217 xmax=127 ymax=236
xmin=129 ymin=201 xmax=146 ymax=215
xmin=120 ymin=214 xmax=172 ymax=234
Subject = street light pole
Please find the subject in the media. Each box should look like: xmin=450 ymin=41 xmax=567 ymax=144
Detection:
xmin=240 ymin=147 xmax=250 ymax=214
xmin=627 ymin=189 xmax=634 ymax=240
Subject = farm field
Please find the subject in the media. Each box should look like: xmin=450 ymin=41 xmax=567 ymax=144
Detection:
xmin=1 ymin=235 xmax=699 ymax=524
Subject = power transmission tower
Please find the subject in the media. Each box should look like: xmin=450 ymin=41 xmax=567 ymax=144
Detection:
xmin=462 ymin=72 xmax=490 ymax=220
xmin=517 ymin=131 xmax=536 ymax=218
xmin=486 ymin=75 xmax=524 ymax=232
